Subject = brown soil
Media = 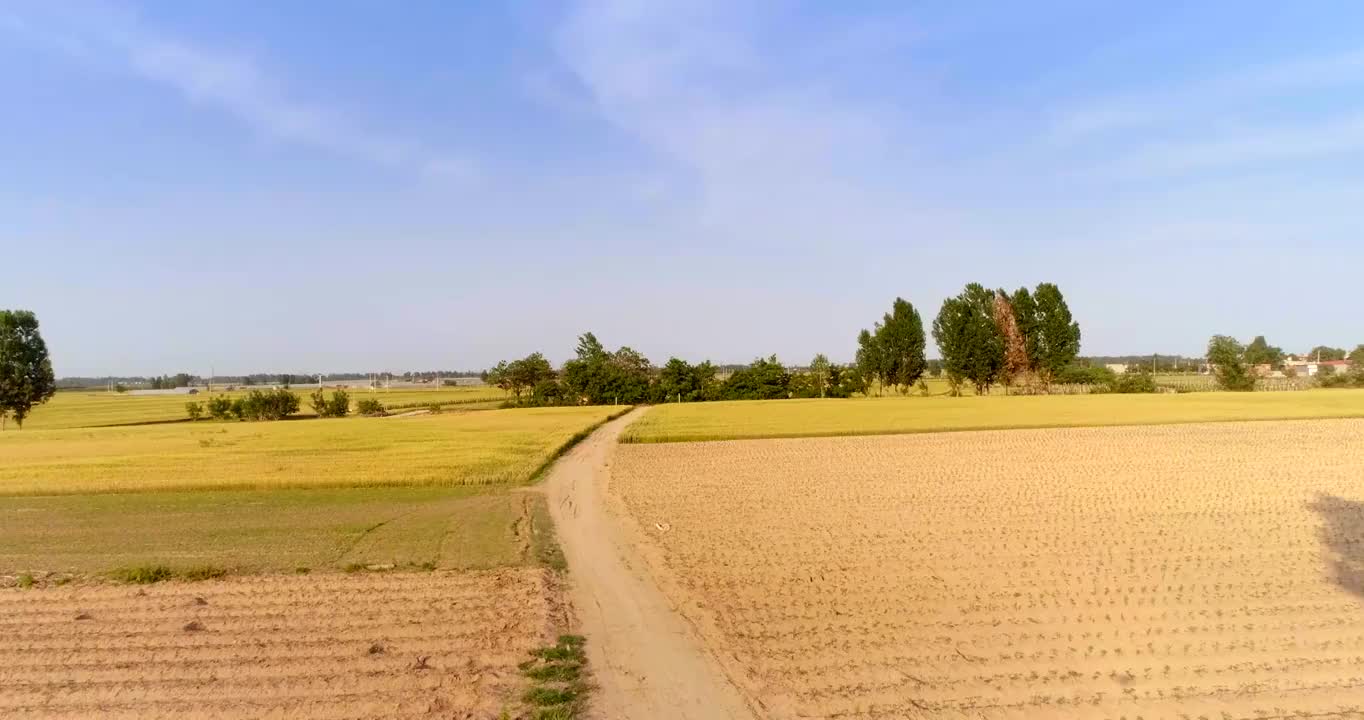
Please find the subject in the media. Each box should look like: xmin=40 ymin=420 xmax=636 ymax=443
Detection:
xmin=543 ymin=408 xmax=756 ymax=720
xmin=612 ymin=419 xmax=1364 ymax=719
xmin=0 ymin=568 xmax=564 ymax=719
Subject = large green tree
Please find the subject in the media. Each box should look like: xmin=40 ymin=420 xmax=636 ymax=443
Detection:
xmin=721 ymin=356 xmax=790 ymax=400
xmin=511 ymin=354 xmax=556 ymax=397
xmin=932 ymin=283 xmax=1003 ymax=395
xmin=561 ymin=332 xmax=654 ymax=405
xmin=1031 ymin=283 xmax=1081 ymax=384
xmin=1243 ymin=336 xmax=1284 ymax=368
xmin=854 ymin=328 xmax=885 ymax=395
xmin=1350 ymin=344 xmax=1364 ymax=368
xmin=1207 ymin=335 xmax=1256 ymax=391
xmin=657 ymin=358 xmax=717 ymax=402
xmin=809 ymin=353 xmax=832 ymax=398
xmin=0 ymin=310 xmax=57 ymax=430
xmin=1309 ymin=345 xmax=1347 ymax=361
xmin=877 ymin=298 xmax=927 ymax=393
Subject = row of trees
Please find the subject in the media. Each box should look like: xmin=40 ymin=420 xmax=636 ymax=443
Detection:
xmin=485 ymin=333 xmax=870 ymax=407
xmin=855 ymin=284 xmax=1081 ymax=396
xmin=187 ymin=389 xmax=388 ymax=421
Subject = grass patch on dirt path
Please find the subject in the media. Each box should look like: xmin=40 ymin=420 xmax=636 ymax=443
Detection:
xmin=516 ymin=635 xmax=591 ymax=719
xmin=622 ymin=388 xmax=1364 ymax=443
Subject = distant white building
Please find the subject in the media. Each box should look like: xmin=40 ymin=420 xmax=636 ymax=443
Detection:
xmin=1105 ymin=363 xmax=1129 ymax=374
xmin=1282 ymin=356 xmax=1352 ymax=377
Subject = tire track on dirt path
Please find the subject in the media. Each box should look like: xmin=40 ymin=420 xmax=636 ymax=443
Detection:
xmin=541 ymin=408 xmax=757 ymax=720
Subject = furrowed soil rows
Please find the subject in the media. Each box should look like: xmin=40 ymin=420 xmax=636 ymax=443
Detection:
xmin=0 ymin=569 xmax=563 ymax=719
xmin=612 ymin=418 xmax=1364 ymax=719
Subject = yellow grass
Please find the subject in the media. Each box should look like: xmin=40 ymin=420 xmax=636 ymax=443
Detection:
xmin=21 ymin=385 xmax=509 ymax=430
xmin=622 ymin=388 xmax=1364 ymax=442
xmin=0 ymin=405 xmax=624 ymax=495
xmin=612 ymin=419 xmax=1364 ymax=717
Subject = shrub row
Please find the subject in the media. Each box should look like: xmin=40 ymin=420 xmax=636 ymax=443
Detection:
xmin=185 ymin=388 xmax=300 ymax=422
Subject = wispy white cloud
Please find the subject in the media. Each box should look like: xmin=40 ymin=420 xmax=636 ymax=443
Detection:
xmin=1040 ymin=47 xmax=1364 ymax=183
xmin=2 ymin=2 xmax=472 ymax=180
xmin=1106 ymin=114 xmax=1364 ymax=179
xmin=551 ymin=0 xmax=903 ymax=238
xmin=1051 ymin=48 xmax=1364 ymax=140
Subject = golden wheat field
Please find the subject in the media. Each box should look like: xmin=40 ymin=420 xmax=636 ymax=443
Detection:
xmin=0 ymin=568 xmax=565 ymax=719
xmin=0 ymin=405 xmax=623 ymax=495
xmin=23 ymin=386 xmax=509 ymax=430
xmin=612 ymin=418 xmax=1364 ymax=719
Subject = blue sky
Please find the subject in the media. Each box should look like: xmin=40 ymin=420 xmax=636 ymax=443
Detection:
xmin=4 ymin=1 xmax=1363 ymax=376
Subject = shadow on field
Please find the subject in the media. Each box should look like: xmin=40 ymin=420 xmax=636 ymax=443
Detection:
xmin=1309 ymin=493 xmax=1364 ymax=598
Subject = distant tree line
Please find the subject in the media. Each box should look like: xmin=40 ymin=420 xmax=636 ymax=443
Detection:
xmin=484 ymin=332 xmax=870 ymax=408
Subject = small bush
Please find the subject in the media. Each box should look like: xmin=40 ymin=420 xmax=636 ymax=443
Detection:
xmin=356 ymin=398 xmax=385 ymax=416
xmin=17 ymin=572 xmax=34 ymax=589
xmin=1318 ymin=372 xmax=1364 ymax=388
xmin=237 ymin=388 xmax=300 ymax=421
xmin=181 ymin=565 xmax=228 ymax=581
xmin=113 ymin=565 xmax=175 ymax=584
xmin=206 ymin=395 xmax=235 ymax=420
xmin=1053 ymin=363 xmax=1116 ymax=386
xmin=311 ymin=389 xmax=351 ymax=418
xmin=1107 ymin=372 xmax=1158 ymax=394
xmin=309 ymin=389 xmax=327 ymax=415
xmin=185 ymin=402 xmax=204 ymax=421
xmin=427 ymin=403 xmax=443 ymax=414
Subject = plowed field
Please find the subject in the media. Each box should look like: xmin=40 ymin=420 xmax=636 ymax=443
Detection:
xmin=612 ymin=418 xmax=1364 ymax=719
xmin=0 ymin=568 xmax=563 ymax=719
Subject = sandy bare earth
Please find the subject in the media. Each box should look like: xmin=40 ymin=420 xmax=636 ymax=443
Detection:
xmin=543 ymin=408 xmax=757 ymax=720
xmin=612 ymin=418 xmax=1364 ymax=719
xmin=0 ymin=568 xmax=564 ymax=719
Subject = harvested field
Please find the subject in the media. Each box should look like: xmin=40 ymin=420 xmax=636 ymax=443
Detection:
xmin=0 ymin=568 xmax=564 ymax=719
xmin=612 ymin=418 xmax=1364 ymax=718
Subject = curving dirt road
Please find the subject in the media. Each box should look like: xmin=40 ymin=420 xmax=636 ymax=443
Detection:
xmin=542 ymin=409 xmax=756 ymax=720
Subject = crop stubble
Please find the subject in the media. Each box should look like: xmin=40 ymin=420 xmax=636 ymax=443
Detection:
xmin=0 ymin=568 xmax=563 ymax=719
xmin=612 ymin=418 xmax=1364 ymax=719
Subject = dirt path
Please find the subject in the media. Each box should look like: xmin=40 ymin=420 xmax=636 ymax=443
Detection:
xmin=543 ymin=409 xmax=756 ymax=720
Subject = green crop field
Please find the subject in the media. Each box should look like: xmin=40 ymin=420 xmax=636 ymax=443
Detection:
xmin=622 ymin=389 xmax=1364 ymax=443
xmin=21 ymin=385 xmax=509 ymax=430
xmin=0 ymin=486 xmax=547 ymax=575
